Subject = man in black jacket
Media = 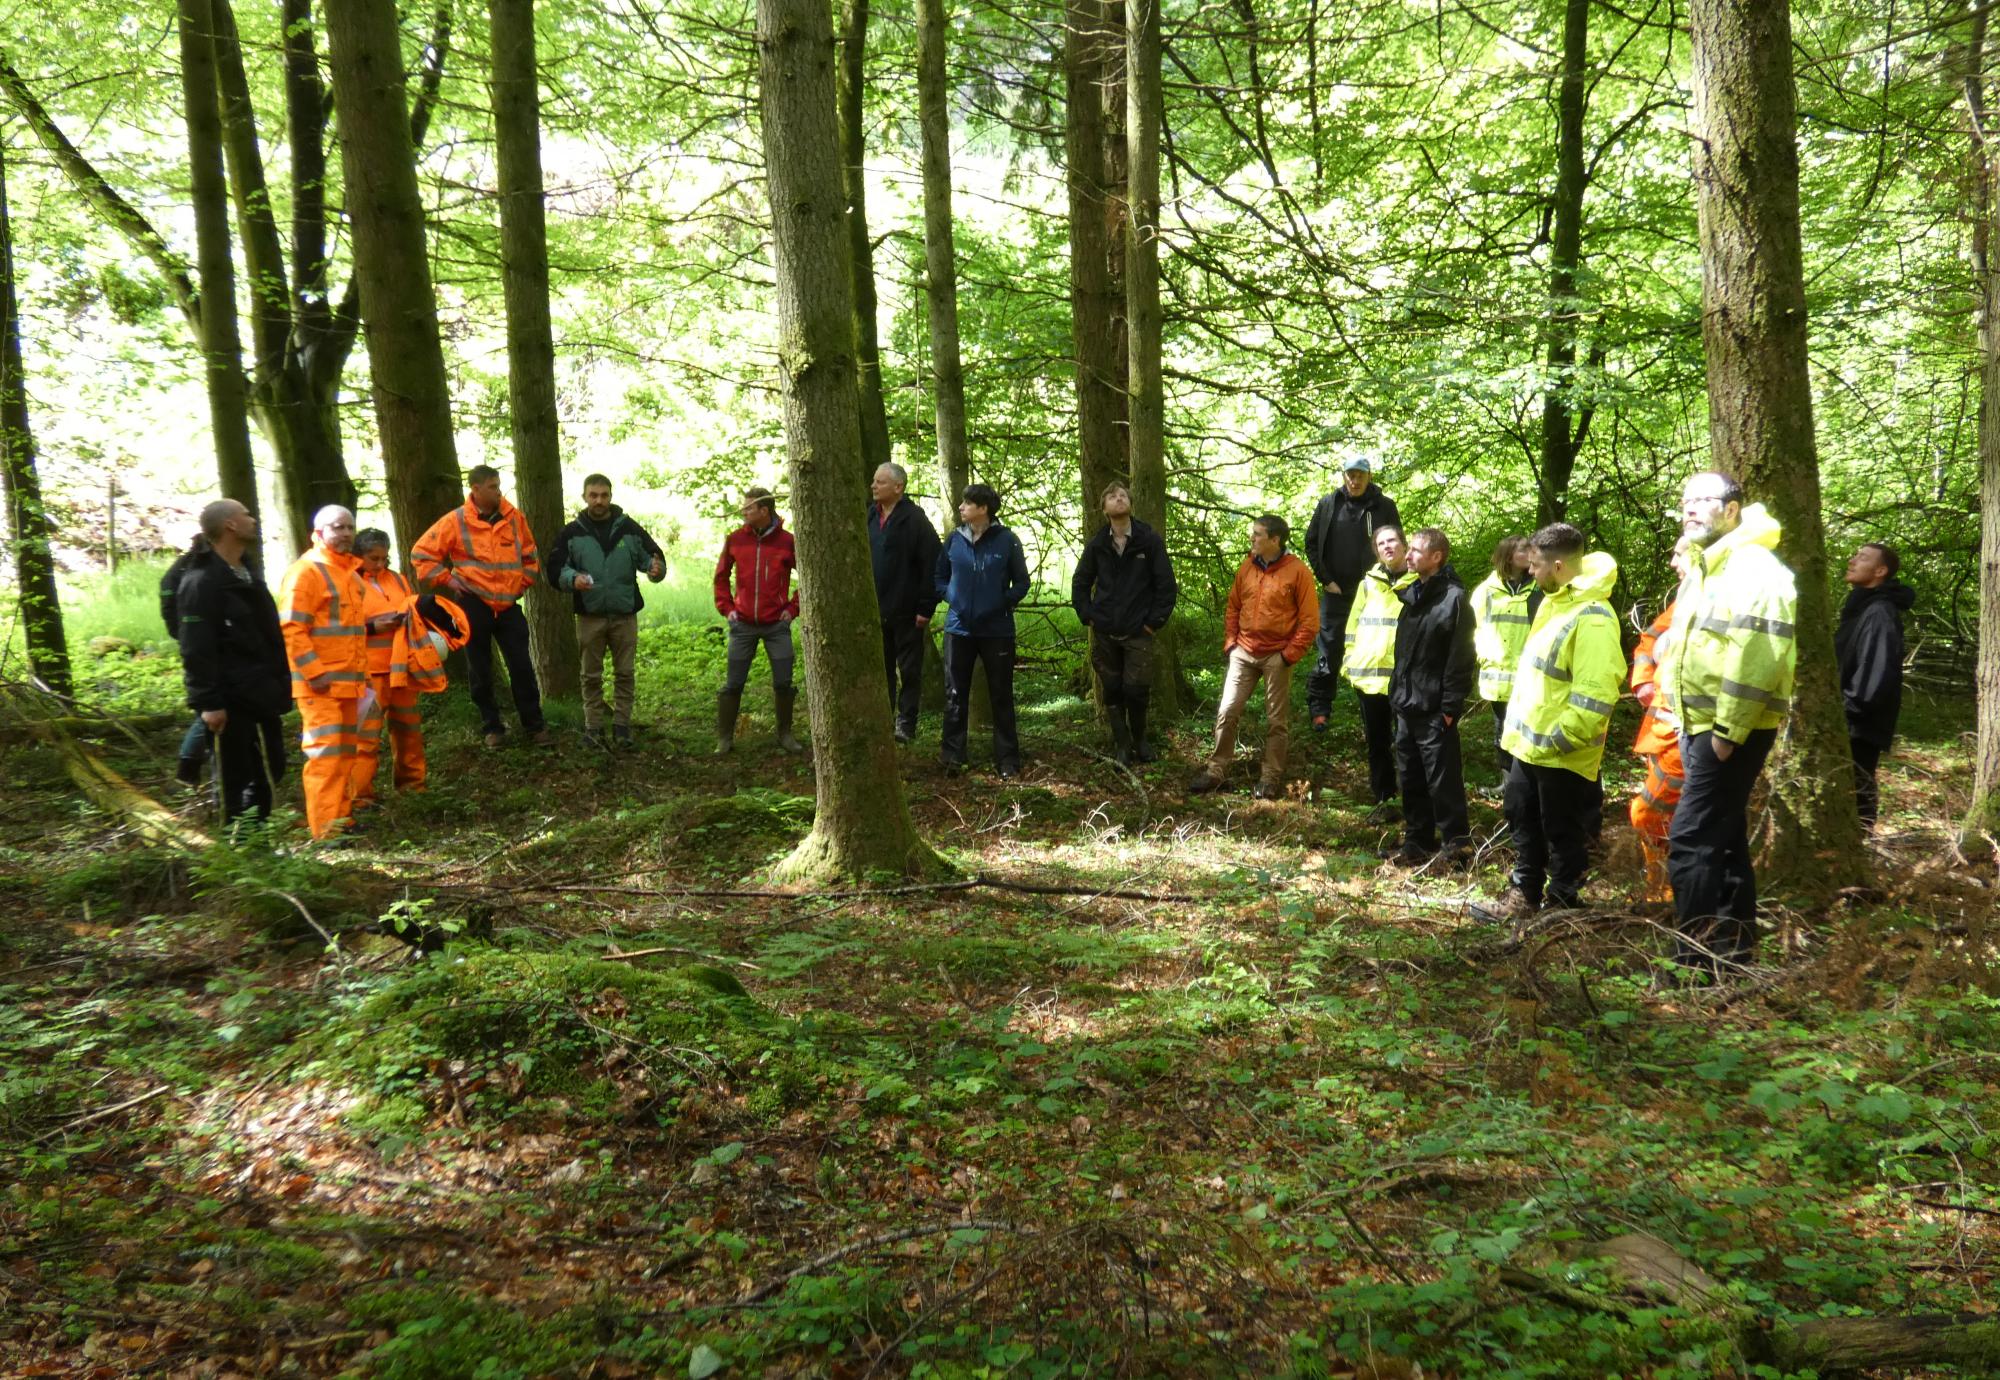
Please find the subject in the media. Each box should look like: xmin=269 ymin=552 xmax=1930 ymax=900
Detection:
xmin=175 ymin=499 xmax=290 ymax=827
xmin=1836 ymin=542 xmax=1914 ymax=829
xmin=1072 ymin=482 xmax=1179 ymax=764
xmin=1303 ymin=457 xmax=1402 ymax=729
xmin=869 ymin=463 xmax=943 ymax=743
xmin=1386 ymin=528 xmax=1476 ymax=865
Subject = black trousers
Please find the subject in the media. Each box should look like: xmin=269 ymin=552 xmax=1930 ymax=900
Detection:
xmin=1850 ymin=736 xmax=1883 ymax=829
xmin=1306 ymin=588 xmax=1356 ymax=716
xmin=1504 ymin=760 xmax=1596 ymax=908
xmin=461 ymin=598 xmax=544 ymax=735
xmin=213 ymin=712 xmax=285 ymax=826
xmin=1357 ymin=691 xmax=1398 ymax=803
xmin=1396 ymin=710 xmax=1469 ymax=850
xmin=941 ymin=634 xmax=1020 ymax=769
xmin=1491 ymin=700 xmax=1512 ymax=776
xmin=881 ymin=618 xmax=925 ymax=733
xmin=1668 ymin=727 xmax=1778 ymax=971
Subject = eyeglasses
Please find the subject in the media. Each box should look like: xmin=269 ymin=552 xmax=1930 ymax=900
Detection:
xmin=1681 ymin=494 xmax=1728 ymax=510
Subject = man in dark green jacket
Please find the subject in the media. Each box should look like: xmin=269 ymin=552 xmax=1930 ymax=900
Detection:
xmin=547 ymin=474 xmax=667 ymax=747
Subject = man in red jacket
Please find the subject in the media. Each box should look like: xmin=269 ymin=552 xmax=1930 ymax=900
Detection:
xmin=712 ymin=487 xmax=802 ymax=754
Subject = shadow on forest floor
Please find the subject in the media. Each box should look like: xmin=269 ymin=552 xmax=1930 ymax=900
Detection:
xmin=2 ymin=646 xmax=1996 ymax=1377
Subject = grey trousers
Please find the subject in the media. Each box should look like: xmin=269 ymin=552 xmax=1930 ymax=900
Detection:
xmin=724 ymin=618 xmax=795 ymax=692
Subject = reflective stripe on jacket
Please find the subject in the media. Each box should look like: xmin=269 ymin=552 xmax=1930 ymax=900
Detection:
xmin=411 ymin=498 xmax=540 ymax=612
xmin=278 ymin=542 xmax=369 ymax=699
xmin=1658 ymin=504 xmax=1797 ymax=744
xmin=1500 ymin=551 xmax=1626 ymax=779
xmin=388 ymin=593 xmax=470 ymax=693
xmin=1224 ymin=552 xmax=1319 ymax=663
xmin=1340 ymin=564 xmax=1416 ymax=694
xmin=360 ymin=567 xmax=415 ymax=676
xmin=1471 ymin=572 xmax=1535 ymax=701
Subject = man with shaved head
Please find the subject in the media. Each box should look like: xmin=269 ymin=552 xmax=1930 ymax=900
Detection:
xmin=174 ymin=499 xmax=289 ymax=827
xmin=278 ymin=505 xmax=370 ymax=838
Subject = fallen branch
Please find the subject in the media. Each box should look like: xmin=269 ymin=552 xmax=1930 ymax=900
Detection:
xmin=738 ymin=1219 xmax=1030 ymax=1304
xmin=31 ymin=1085 xmax=173 ymax=1144
xmin=513 ymin=874 xmax=1205 ymax=905
xmin=603 ymin=946 xmax=760 ymax=971
xmin=8 ymin=695 xmax=210 ymax=850
xmin=1509 ymin=1232 xmax=2000 ymax=1372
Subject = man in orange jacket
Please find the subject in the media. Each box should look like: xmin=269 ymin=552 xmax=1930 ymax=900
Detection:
xmin=1190 ymin=514 xmax=1320 ymax=799
xmin=351 ymin=528 xmax=425 ymax=807
xmin=1628 ymin=541 xmax=1692 ymax=901
xmin=279 ymin=506 xmax=370 ymax=839
xmin=412 ymin=465 xmax=549 ymax=748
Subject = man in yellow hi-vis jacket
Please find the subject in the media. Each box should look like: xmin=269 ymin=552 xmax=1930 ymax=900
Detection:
xmin=1488 ymin=524 xmax=1626 ymax=918
xmin=1658 ymin=472 xmax=1798 ymax=976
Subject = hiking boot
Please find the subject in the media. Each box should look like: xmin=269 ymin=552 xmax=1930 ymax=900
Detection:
xmin=1436 ymin=839 xmax=1476 ymax=871
xmin=1108 ymin=706 xmax=1133 ymax=766
xmin=582 ymin=726 xmax=606 ymax=750
xmin=715 ymin=689 xmax=742 ymax=754
xmin=528 ymin=728 xmax=554 ymax=748
xmin=1473 ymin=886 xmax=1540 ymax=925
xmin=1382 ymin=842 xmax=1435 ymax=867
xmin=482 ymin=730 xmax=506 ymax=749
xmin=893 ymin=721 xmax=914 ymax=745
xmin=612 ymin=724 xmax=634 ymax=749
xmin=1187 ymin=767 xmax=1225 ymax=794
xmin=941 ymin=757 xmax=968 ymax=778
xmin=1365 ymin=800 xmax=1402 ymax=826
xmin=997 ymin=762 xmax=1020 ymax=780
xmin=1252 ymin=780 xmax=1282 ymax=800
xmin=1311 ymin=713 xmax=1329 ymax=733
xmin=774 ymin=687 xmax=805 ymax=754
xmin=1127 ymin=701 xmax=1156 ymax=762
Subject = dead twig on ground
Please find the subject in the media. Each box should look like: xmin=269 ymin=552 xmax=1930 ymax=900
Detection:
xmin=738 ymin=1218 xmax=1031 ymax=1304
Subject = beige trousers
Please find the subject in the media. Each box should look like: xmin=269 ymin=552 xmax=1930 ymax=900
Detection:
xmin=1208 ymin=647 xmax=1293 ymax=785
xmin=577 ymin=614 xmax=640 ymax=728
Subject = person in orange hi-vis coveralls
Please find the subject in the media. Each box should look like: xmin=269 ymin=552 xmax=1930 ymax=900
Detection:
xmin=411 ymin=464 xmax=548 ymax=748
xmin=1628 ymin=541 xmax=1693 ymax=901
xmin=350 ymin=528 xmax=427 ymax=808
xmin=279 ymin=506 xmax=370 ymax=839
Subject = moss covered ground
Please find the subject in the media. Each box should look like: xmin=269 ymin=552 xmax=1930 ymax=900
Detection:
xmin=1 ymin=601 xmax=1996 ymax=1378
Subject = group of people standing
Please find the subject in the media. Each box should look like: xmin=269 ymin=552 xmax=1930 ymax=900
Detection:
xmin=170 ymin=457 xmax=1914 ymax=979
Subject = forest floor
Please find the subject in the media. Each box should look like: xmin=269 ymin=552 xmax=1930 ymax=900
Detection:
xmin=2 ymin=607 xmax=1997 ymax=1379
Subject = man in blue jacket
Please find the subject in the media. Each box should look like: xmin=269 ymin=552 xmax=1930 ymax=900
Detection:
xmin=1071 ymin=482 xmax=1177 ymax=765
xmin=869 ymin=463 xmax=943 ymax=744
xmin=934 ymin=482 xmax=1030 ymax=777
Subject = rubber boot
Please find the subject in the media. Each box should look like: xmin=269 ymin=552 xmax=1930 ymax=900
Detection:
xmin=1126 ymin=692 xmax=1155 ymax=763
xmin=715 ymin=688 xmax=741 ymax=754
xmin=1107 ymin=700 xmax=1133 ymax=766
xmin=774 ymin=686 xmax=805 ymax=754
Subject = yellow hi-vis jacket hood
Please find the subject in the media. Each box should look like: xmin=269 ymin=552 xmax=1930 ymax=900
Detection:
xmin=1500 ymin=551 xmax=1627 ymax=779
xmin=1341 ymin=563 xmax=1416 ymax=694
xmin=1659 ymin=503 xmax=1797 ymax=744
xmin=1472 ymin=572 xmax=1536 ymax=701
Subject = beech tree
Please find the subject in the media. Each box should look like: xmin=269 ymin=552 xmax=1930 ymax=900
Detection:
xmin=489 ymin=0 xmax=580 ymax=697
xmin=1688 ymin=0 xmax=1864 ymax=888
xmin=324 ymin=0 xmax=466 ymax=559
xmin=837 ymin=0 xmax=892 ymax=476
xmin=757 ymin=0 xmax=938 ymax=881
xmin=915 ymin=0 xmax=969 ymax=511
xmin=1965 ymin=7 xmax=2000 ymax=838
xmin=176 ymin=0 xmax=257 ymax=520
xmin=0 ymin=137 xmax=68 ymax=698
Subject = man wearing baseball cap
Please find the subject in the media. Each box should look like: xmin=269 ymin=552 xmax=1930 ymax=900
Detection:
xmin=1302 ymin=455 xmax=1402 ymax=732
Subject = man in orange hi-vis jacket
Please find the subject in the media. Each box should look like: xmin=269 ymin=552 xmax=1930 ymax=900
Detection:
xmin=279 ymin=506 xmax=370 ymax=839
xmin=1628 ymin=541 xmax=1692 ymax=901
xmin=351 ymin=528 xmax=426 ymax=808
xmin=412 ymin=465 xmax=548 ymax=748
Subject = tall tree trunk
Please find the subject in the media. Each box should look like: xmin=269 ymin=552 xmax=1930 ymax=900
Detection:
xmin=177 ymin=0 xmax=258 ymax=521
xmin=1122 ymin=0 xmax=1183 ymax=720
xmin=837 ymin=0 xmax=892 ymax=478
xmin=211 ymin=0 xmax=353 ymax=551
xmin=489 ymin=0 xmax=579 ymax=699
xmin=324 ymin=0 xmax=463 ymax=561
xmin=1964 ymin=8 xmax=2000 ymax=836
xmin=915 ymin=0 xmax=968 ymax=510
xmin=1537 ymin=0 xmax=1589 ymax=527
xmin=0 ymin=141 xmax=69 ymax=698
xmin=1688 ymin=0 xmax=1865 ymax=889
xmin=1065 ymin=0 xmax=1124 ymax=524
xmin=757 ymin=0 xmax=939 ymax=881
